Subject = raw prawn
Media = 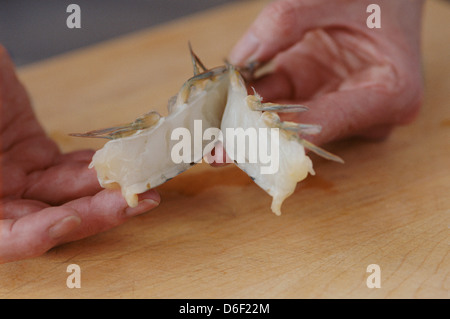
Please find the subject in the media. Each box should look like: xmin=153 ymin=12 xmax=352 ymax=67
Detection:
xmin=71 ymin=47 xmax=343 ymax=215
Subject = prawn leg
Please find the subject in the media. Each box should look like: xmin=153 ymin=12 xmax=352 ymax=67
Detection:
xmin=277 ymin=121 xmax=322 ymax=135
xmin=179 ymin=66 xmax=227 ymax=103
xmin=188 ymin=42 xmax=208 ymax=75
xmin=296 ymin=138 xmax=345 ymax=164
xmin=260 ymin=111 xmax=344 ymax=163
xmin=70 ymin=111 xmax=161 ymax=139
xmin=256 ymin=103 xmax=309 ymax=113
xmin=246 ymin=94 xmax=309 ymax=113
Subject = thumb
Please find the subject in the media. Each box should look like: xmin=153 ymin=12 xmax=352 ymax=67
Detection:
xmin=229 ymin=0 xmax=364 ymax=65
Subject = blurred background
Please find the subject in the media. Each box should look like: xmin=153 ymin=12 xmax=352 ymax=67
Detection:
xmin=0 ymin=0 xmax=239 ymax=66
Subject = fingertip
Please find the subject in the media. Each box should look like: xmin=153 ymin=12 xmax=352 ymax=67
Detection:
xmin=123 ymin=189 xmax=161 ymax=217
xmin=229 ymin=31 xmax=260 ymax=65
xmin=230 ymin=0 xmax=312 ymax=66
xmin=93 ymin=188 xmax=161 ymax=217
xmin=115 ymin=190 xmax=161 ymax=218
xmin=137 ymin=189 xmax=161 ymax=204
xmin=124 ymin=198 xmax=159 ymax=217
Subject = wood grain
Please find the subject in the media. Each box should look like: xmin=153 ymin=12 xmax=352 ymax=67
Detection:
xmin=0 ymin=0 xmax=448 ymax=298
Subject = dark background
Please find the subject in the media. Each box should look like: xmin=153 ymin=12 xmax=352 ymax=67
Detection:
xmin=0 ymin=0 xmax=239 ymax=66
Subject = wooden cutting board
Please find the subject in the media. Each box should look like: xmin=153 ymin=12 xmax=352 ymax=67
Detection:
xmin=1 ymin=0 xmax=448 ymax=298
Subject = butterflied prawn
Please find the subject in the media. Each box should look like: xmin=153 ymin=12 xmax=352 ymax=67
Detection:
xmin=72 ymin=46 xmax=343 ymax=214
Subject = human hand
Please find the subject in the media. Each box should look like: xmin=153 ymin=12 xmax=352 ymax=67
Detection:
xmin=0 ymin=46 xmax=160 ymax=263
xmin=227 ymin=0 xmax=424 ymax=147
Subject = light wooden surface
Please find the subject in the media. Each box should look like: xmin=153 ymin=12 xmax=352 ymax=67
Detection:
xmin=1 ymin=0 xmax=448 ymax=298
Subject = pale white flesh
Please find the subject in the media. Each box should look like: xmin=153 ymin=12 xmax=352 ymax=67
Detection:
xmin=90 ymin=69 xmax=315 ymax=214
xmin=220 ymin=71 xmax=314 ymax=215
xmin=90 ymin=73 xmax=228 ymax=207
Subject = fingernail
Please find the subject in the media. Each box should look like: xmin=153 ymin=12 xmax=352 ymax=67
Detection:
xmin=125 ymin=199 xmax=159 ymax=217
xmin=229 ymin=31 xmax=260 ymax=65
xmin=48 ymin=216 xmax=81 ymax=239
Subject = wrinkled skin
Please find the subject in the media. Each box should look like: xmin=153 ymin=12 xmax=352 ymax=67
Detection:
xmin=228 ymin=0 xmax=424 ymax=146
xmin=0 ymin=47 xmax=160 ymax=263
